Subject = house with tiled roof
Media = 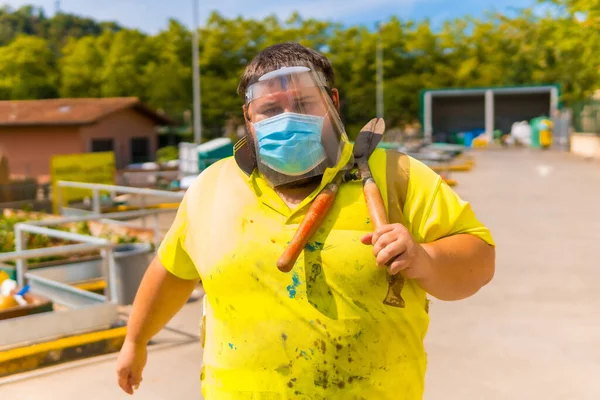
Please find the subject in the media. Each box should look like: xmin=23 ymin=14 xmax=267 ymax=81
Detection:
xmin=0 ymin=97 xmax=173 ymax=178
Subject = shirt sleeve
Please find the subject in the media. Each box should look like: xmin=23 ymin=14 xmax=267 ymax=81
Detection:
xmin=156 ymin=189 xmax=201 ymax=280
xmin=403 ymin=157 xmax=495 ymax=246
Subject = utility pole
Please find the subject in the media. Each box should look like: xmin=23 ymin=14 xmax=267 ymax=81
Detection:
xmin=376 ymin=22 xmax=384 ymax=120
xmin=192 ymin=0 xmax=202 ymax=144
xmin=55 ymin=1 xmax=61 ymax=14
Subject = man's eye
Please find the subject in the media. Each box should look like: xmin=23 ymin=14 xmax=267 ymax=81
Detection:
xmin=294 ymin=103 xmax=309 ymax=113
xmin=261 ymin=107 xmax=281 ymax=116
xmin=295 ymin=102 xmax=318 ymax=113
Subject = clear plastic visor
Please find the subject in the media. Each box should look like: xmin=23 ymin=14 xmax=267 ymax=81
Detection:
xmin=244 ymin=66 xmax=350 ymax=187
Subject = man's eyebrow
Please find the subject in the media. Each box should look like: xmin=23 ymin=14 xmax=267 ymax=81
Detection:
xmin=295 ymin=95 xmax=317 ymax=102
xmin=256 ymin=100 xmax=280 ymax=109
xmin=254 ymin=93 xmax=316 ymax=109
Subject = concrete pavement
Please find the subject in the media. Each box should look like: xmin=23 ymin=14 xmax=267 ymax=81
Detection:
xmin=424 ymin=148 xmax=600 ymax=400
xmin=1 ymin=148 xmax=599 ymax=399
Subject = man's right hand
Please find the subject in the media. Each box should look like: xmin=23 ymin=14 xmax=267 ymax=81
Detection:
xmin=113 ymin=257 xmax=199 ymax=395
xmin=116 ymin=339 xmax=148 ymax=395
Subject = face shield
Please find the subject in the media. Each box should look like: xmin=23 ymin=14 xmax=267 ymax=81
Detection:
xmin=244 ymin=65 xmax=350 ymax=188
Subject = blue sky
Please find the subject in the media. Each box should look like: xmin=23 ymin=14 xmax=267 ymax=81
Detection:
xmin=3 ymin=0 xmax=537 ymax=33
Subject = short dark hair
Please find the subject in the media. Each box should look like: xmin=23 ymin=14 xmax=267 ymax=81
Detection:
xmin=237 ymin=42 xmax=335 ymax=100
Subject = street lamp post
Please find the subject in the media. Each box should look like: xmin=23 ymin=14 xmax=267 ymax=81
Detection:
xmin=192 ymin=0 xmax=202 ymax=144
xmin=376 ymin=22 xmax=384 ymax=120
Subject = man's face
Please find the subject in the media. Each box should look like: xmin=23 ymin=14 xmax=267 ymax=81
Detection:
xmin=244 ymin=86 xmax=340 ymax=157
xmin=241 ymin=73 xmax=343 ymax=188
xmin=245 ymin=85 xmax=341 ymax=142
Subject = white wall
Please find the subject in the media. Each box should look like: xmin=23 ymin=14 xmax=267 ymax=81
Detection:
xmin=570 ymin=133 xmax=600 ymax=159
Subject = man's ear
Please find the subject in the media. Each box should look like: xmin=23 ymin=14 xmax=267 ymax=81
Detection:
xmin=331 ymin=88 xmax=341 ymax=112
xmin=242 ymin=104 xmax=255 ymax=138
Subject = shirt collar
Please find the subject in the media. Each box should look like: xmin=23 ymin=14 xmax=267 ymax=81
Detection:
xmin=234 ymin=137 xmax=354 ymax=219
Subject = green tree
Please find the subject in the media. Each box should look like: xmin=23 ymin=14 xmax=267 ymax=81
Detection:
xmin=60 ymin=36 xmax=104 ymax=97
xmin=0 ymin=5 xmax=47 ymax=46
xmin=542 ymin=0 xmax=600 ymax=22
xmin=0 ymin=35 xmax=58 ymax=99
xmin=0 ymin=5 xmax=120 ymax=48
xmin=197 ymin=12 xmax=260 ymax=138
xmin=144 ymin=20 xmax=193 ymax=123
xmin=100 ymin=29 xmax=153 ymax=98
xmin=535 ymin=1 xmax=600 ymax=103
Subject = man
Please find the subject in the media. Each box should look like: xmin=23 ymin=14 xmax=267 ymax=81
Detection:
xmin=116 ymin=42 xmax=495 ymax=399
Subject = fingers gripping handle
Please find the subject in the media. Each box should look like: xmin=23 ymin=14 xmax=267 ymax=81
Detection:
xmin=363 ymin=177 xmax=406 ymax=308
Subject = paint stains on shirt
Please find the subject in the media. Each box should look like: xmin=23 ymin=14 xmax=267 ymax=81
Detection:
xmin=287 ymin=272 xmax=301 ymax=299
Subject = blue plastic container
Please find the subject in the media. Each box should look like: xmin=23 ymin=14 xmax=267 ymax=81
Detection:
xmin=463 ymin=131 xmax=475 ymax=148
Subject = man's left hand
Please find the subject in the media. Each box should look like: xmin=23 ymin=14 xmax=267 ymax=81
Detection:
xmin=360 ymin=224 xmax=432 ymax=279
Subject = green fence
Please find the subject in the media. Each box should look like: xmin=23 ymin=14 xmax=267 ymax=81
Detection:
xmin=572 ymin=100 xmax=600 ymax=134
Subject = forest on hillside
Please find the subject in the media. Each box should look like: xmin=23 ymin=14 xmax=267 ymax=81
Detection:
xmin=0 ymin=1 xmax=598 ymax=140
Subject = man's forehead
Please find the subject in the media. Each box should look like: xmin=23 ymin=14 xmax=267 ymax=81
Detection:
xmin=259 ymin=77 xmax=320 ymax=92
xmin=251 ymin=87 xmax=321 ymax=105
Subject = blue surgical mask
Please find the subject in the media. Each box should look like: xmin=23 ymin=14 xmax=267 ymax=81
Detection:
xmin=254 ymin=112 xmax=327 ymax=176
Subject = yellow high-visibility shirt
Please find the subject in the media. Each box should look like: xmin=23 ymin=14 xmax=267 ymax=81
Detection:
xmin=158 ymin=145 xmax=494 ymax=399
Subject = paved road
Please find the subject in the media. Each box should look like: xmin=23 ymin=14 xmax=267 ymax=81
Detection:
xmin=2 ymin=148 xmax=599 ymax=399
xmin=424 ymin=148 xmax=600 ymax=400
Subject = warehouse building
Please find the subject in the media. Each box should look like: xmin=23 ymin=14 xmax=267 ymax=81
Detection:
xmin=420 ymin=85 xmax=561 ymax=144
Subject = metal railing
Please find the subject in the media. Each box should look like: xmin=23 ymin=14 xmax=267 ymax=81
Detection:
xmin=0 ymin=222 xmax=117 ymax=302
xmin=56 ymin=180 xmax=185 ymax=248
xmin=3 ymin=181 xmax=185 ymax=291
xmin=0 ymin=221 xmax=122 ymax=348
xmin=0 ymin=181 xmax=185 ymax=348
xmin=57 ymin=180 xmax=184 ymax=214
xmin=2 ymin=181 xmax=186 ymax=301
xmin=117 ymin=169 xmax=179 ymax=189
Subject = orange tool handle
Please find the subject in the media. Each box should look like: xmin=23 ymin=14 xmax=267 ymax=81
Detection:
xmin=277 ymin=183 xmax=338 ymax=272
xmin=363 ymin=177 xmax=389 ymax=229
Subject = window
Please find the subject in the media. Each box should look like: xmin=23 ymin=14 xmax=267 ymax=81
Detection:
xmin=90 ymin=139 xmax=114 ymax=153
xmin=130 ymin=137 xmax=150 ymax=164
